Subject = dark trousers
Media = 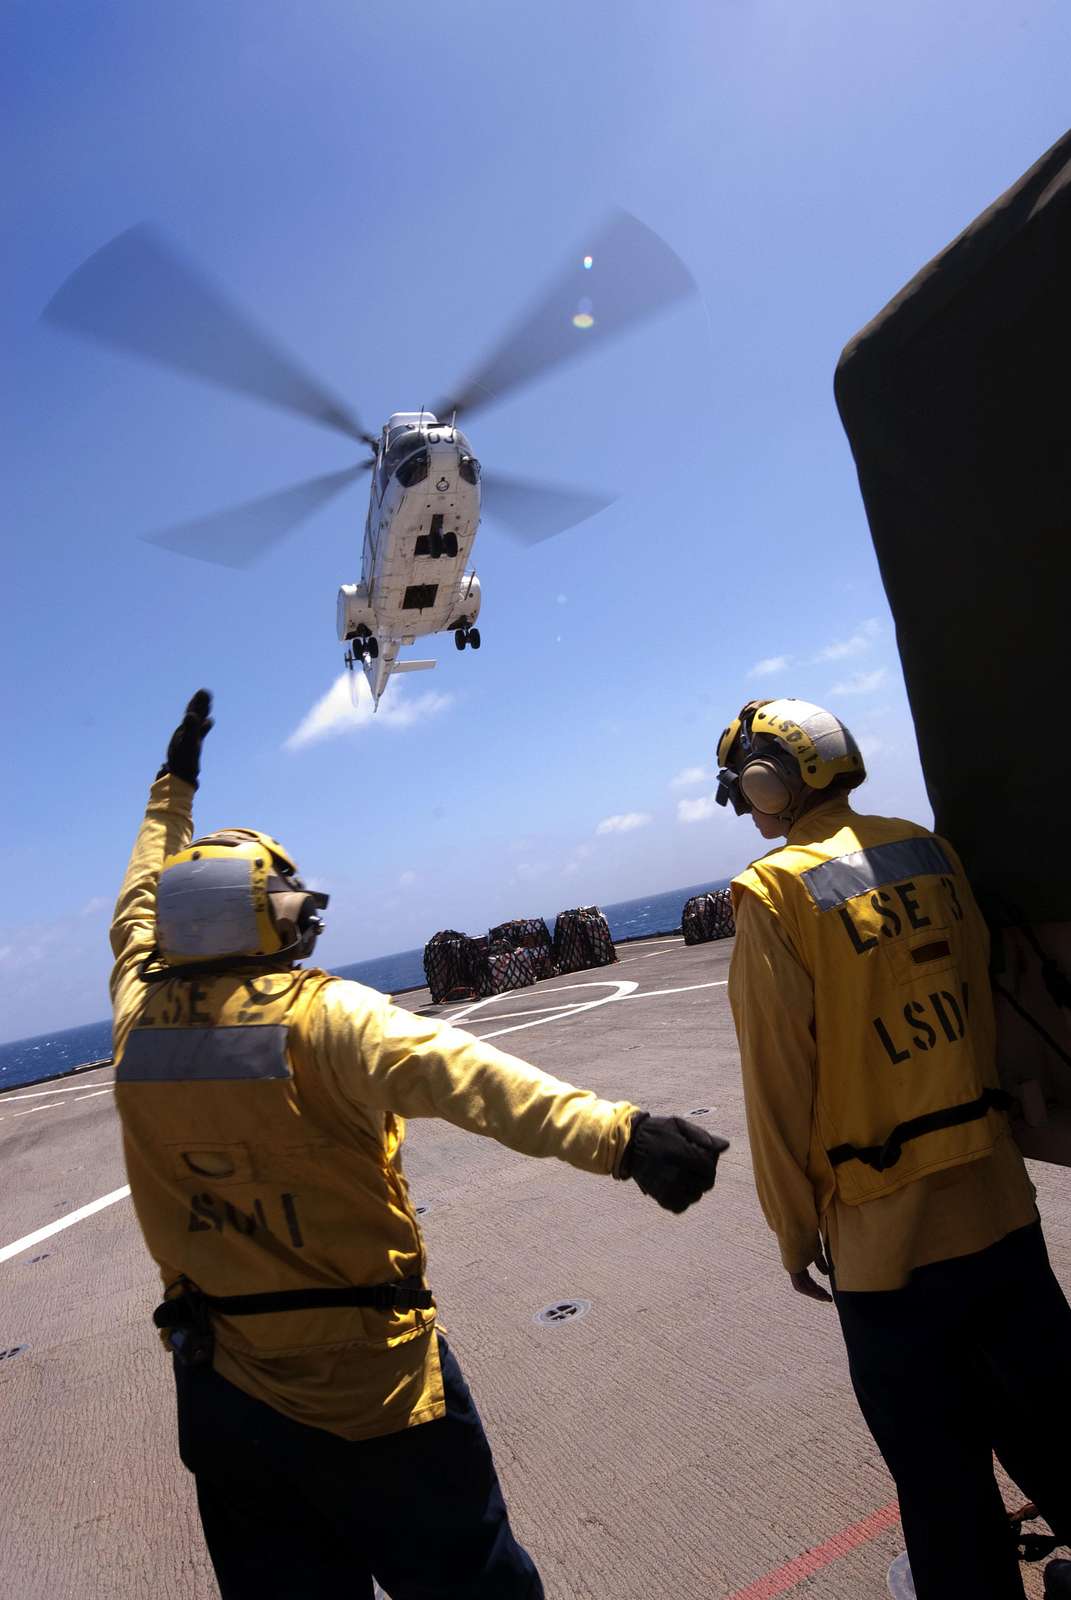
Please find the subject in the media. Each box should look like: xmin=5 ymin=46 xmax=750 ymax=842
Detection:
xmin=174 ymin=1334 xmax=544 ymax=1600
xmin=834 ymin=1220 xmax=1071 ymax=1600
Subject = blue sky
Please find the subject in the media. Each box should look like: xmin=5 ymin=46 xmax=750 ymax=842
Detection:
xmin=3 ymin=0 xmax=1069 ymax=1041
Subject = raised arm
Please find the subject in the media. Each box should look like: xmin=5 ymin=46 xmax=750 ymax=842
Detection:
xmin=110 ymin=691 xmax=213 ymax=1055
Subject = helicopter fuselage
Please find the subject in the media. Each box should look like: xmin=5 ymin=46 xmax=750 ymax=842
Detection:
xmin=337 ymin=413 xmax=483 ymax=706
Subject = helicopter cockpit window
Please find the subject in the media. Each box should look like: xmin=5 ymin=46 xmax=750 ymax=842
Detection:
xmin=382 ymin=429 xmax=429 ymax=491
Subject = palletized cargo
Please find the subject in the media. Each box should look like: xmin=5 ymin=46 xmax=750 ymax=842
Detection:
xmin=681 ymin=889 xmax=735 ymax=945
xmin=553 ymin=907 xmax=617 ymax=975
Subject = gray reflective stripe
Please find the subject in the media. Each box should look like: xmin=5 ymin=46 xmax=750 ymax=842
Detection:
xmin=117 ymin=1025 xmax=291 ymax=1082
xmin=801 ymin=837 xmax=953 ymax=912
xmin=157 ymin=856 xmax=260 ymax=958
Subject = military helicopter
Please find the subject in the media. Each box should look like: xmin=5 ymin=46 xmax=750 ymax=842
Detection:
xmin=43 ymin=213 xmax=698 ymax=706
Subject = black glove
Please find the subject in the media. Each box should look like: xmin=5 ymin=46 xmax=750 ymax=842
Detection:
xmin=1044 ymin=1560 xmax=1071 ymax=1597
xmin=620 ymin=1112 xmax=728 ymax=1214
xmin=157 ymin=689 xmax=214 ymax=788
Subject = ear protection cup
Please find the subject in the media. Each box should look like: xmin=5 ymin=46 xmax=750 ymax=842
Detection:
xmin=739 ymin=757 xmax=797 ymax=816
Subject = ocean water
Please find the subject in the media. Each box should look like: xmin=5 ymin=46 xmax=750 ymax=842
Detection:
xmin=0 ymin=877 xmax=729 ymax=1092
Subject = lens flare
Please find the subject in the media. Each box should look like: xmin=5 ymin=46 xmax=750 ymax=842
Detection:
xmin=572 ymin=295 xmax=594 ymax=330
xmin=582 ymin=255 xmax=593 ymax=270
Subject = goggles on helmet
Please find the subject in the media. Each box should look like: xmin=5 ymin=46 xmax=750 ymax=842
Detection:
xmin=715 ymin=700 xmax=773 ymax=814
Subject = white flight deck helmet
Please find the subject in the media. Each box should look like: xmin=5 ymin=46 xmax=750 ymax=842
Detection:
xmin=715 ymin=698 xmax=866 ymax=826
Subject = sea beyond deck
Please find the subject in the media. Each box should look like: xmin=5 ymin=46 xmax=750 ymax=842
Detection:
xmin=2 ymin=936 xmax=1068 ymax=1599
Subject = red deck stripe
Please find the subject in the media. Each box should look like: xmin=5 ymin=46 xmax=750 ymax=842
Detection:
xmin=724 ymin=1501 xmax=902 ymax=1600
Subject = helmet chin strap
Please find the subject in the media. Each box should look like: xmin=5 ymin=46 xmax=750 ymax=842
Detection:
xmin=770 ymin=785 xmax=835 ymax=829
xmin=138 ymin=930 xmax=321 ymax=983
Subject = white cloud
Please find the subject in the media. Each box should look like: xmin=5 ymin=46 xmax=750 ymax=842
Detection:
xmin=285 ymin=673 xmax=453 ymax=750
xmin=858 ymin=735 xmax=885 ymax=757
xmin=670 ymin=765 xmax=710 ymax=790
xmin=751 ymin=655 xmax=790 ymax=678
xmin=562 ymin=842 xmax=593 ymax=876
xmin=815 ymin=618 xmax=882 ymax=662
xmin=80 ymin=896 xmax=109 ymax=918
xmin=595 ymin=812 xmax=652 ymax=836
xmin=513 ymin=861 xmax=550 ymax=881
xmin=398 ymin=870 xmax=417 ymax=888
xmin=556 ymin=593 xmax=568 ymax=605
xmin=677 ymin=795 xmax=720 ymax=823
xmin=831 ymin=668 xmax=888 ymax=696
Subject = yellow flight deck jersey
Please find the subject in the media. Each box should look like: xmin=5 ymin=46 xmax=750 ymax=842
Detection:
xmin=728 ymin=798 xmax=1037 ymax=1292
xmin=111 ymin=776 xmax=638 ymax=1439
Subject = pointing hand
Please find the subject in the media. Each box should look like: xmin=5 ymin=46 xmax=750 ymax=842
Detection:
xmin=621 ymin=1113 xmax=729 ymax=1213
xmin=158 ymin=690 xmax=214 ymax=788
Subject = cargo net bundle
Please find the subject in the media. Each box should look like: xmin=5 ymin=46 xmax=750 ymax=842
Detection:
xmin=422 ymin=930 xmax=491 ymax=1004
xmin=423 ymin=920 xmax=555 ymax=1003
xmin=484 ymin=919 xmax=557 ymax=992
xmin=553 ymin=907 xmax=618 ymax=975
xmin=681 ymin=888 xmax=735 ymax=945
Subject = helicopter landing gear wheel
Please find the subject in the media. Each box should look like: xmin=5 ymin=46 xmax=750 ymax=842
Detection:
xmin=468 ymin=628 xmax=481 ymax=650
xmin=454 ymin=628 xmax=466 ymax=651
xmin=366 ymin=636 xmax=379 ymax=659
xmin=429 ymin=531 xmax=443 ymax=559
xmin=442 ymin=532 xmax=458 ymax=559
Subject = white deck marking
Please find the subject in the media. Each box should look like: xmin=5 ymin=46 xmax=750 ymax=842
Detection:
xmin=0 ymin=1185 xmax=131 ymax=1264
xmin=73 ymin=1090 xmax=114 ymax=1102
xmin=627 ymin=980 xmax=728 ymax=999
xmin=2 ymin=1080 xmax=113 ymax=1102
xmin=455 ymin=999 xmax=615 ymax=1024
xmin=12 ymin=1104 xmax=62 ymax=1117
xmin=448 ymin=973 xmax=731 ymax=1043
xmin=452 ymin=980 xmax=638 ymax=1042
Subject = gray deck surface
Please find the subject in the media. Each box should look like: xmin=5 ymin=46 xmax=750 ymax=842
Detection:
xmin=2 ymin=936 xmax=1068 ymax=1599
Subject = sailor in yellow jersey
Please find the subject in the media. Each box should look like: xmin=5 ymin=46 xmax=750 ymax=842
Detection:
xmin=715 ymin=697 xmax=1071 ymax=1600
xmin=110 ymin=692 xmax=728 ymax=1600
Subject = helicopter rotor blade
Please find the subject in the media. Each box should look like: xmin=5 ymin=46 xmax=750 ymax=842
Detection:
xmin=43 ymin=224 xmax=378 ymax=447
xmin=140 ymin=463 xmax=367 ymax=569
xmin=433 ymin=209 xmax=698 ymax=422
xmin=480 ymin=470 xmax=616 ymax=545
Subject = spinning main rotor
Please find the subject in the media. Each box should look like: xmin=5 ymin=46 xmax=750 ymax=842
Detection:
xmin=43 ymin=211 xmax=698 ymax=566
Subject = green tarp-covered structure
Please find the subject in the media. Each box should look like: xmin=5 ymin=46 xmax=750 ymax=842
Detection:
xmin=835 ymin=128 xmax=1071 ymax=1164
